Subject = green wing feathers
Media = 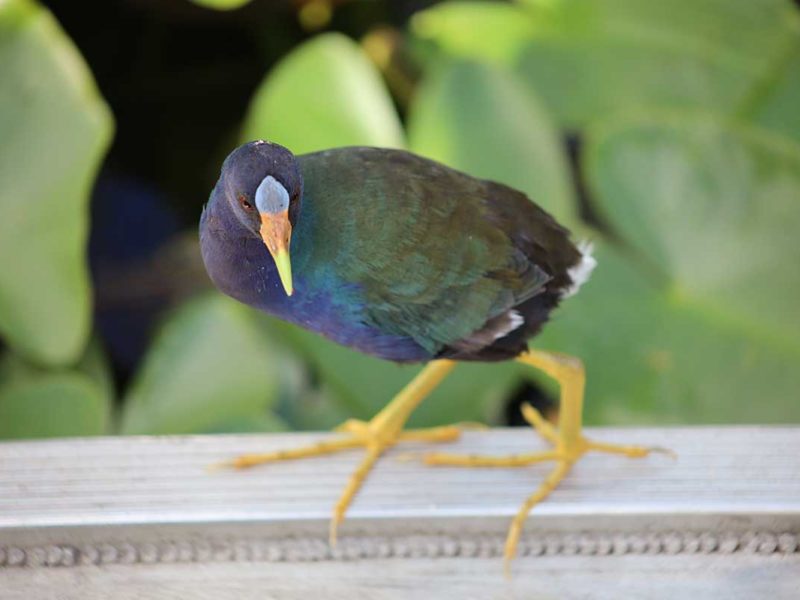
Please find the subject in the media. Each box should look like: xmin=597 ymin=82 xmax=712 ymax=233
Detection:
xmin=298 ymin=148 xmax=551 ymax=353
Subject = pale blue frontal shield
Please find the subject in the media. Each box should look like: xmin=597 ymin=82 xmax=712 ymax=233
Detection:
xmin=255 ymin=175 xmax=290 ymax=214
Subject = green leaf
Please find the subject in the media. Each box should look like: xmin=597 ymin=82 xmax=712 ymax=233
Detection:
xmin=536 ymin=113 xmax=800 ymax=425
xmin=414 ymin=0 xmax=799 ymax=129
xmin=120 ymin=293 xmax=280 ymax=435
xmin=408 ymin=60 xmax=577 ymax=228
xmin=537 ymin=241 xmax=800 ymax=425
xmin=586 ymin=113 xmax=800 ymax=348
xmin=0 ymin=374 xmax=109 ymax=439
xmin=77 ymin=337 xmax=116 ymax=405
xmin=199 ymin=412 xmax=289 ymax=434
xmin=747 ymin=36 xmax=800 ymax=144
xmin=0 ymin=343 xmax=113 ymax=439
xmin=0 ymin=0 xmax=113 ymax=365
xmin=188 ymin=0 xmax=252 ymax=10
xmin=519 ymin=0 xmax=799 ymax=128
xmin=411 ymin=2 xmax=536 ymax=63
xmin=241 ymin=33 xmax=405 ymax=153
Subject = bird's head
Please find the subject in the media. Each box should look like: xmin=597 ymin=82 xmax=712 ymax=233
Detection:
xmin=216 ymin=140 xmax=302 ymax=296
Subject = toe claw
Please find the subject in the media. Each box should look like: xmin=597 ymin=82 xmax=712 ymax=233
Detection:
xmin=206 ymin=455 xmax=255 ymax=472
xmin=205 ymin=460 xmax=234 ymax=474
xmin=329 ymin=516 xmax=340 ymax=548
xmin=503 ymin=556 xmax=513 ymax=580
xmin=650 ymin=446 xmax=678 ymax=460
xmin=584 ymin=439 xmax=675 ymax=460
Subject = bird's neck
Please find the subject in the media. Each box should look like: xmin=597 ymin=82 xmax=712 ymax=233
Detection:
xmin=200 ymin=197 xmax=293 ymax=315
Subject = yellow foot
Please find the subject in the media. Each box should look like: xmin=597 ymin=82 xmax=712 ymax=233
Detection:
xmin=424 ymin=402 xmax=672 ymax=574
xmin=213 ymin=419 xmax=460 ymax=545
xmin=211 ymin=361 xmax=458 ymax=547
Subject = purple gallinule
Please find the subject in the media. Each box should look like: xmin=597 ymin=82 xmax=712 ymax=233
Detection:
xmin=200 ymin=141 xmax=657 ymax=567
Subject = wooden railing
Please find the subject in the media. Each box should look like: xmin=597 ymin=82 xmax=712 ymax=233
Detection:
xmin=1 ymin=427 xmax=798 ymax=598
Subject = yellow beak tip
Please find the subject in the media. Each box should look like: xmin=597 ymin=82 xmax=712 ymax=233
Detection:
xmin=271 ymin=248 xmax=294 ymax=299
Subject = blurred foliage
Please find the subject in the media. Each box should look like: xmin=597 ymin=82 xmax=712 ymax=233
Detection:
xmin=0 ymin=339 xmax=112 ymax=438
xmin=120 ymin=293 xmax=285 ymax=434
xmin=413 ymin=0 xmax=798 ymax=128
xmin=241 ymin=33 xmax=405 ymax=154
xmin=0 ymin=0 xmax=798 ymax=439
xmin=0 ymin=0 xmax=112 ymax=366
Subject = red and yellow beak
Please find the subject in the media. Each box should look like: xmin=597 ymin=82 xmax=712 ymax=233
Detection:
xmin=259 ymin=210 xmax=293 ymax=296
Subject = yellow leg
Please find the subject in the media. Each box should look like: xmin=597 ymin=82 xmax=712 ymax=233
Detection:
xmin=424 ymin=349 xmax=668 ymax=574
xmin=213 ymin=359 xmax=458 ymax=545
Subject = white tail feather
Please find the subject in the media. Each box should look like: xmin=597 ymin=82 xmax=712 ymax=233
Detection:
xmin=561 ymin=241 xmax=596 ymax=298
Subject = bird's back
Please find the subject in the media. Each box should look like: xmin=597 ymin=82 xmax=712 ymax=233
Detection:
xmin=293 ymin=147 xmax=586 ymax=362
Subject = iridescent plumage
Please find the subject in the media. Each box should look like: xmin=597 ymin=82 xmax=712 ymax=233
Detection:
xmin=200 ymin=141 xmax=589 ymax=362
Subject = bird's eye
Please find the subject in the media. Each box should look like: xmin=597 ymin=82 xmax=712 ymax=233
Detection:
xmin=238 ymin=194 xmax=254 ymax=211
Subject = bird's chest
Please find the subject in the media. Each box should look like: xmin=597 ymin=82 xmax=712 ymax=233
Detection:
xmin=201 ymin=205 xmax=429 ymax=362
xmin=203 ymin=225 xmax=346 ymax=321
xmin=202 ymin=226 xmax=279 ymax=305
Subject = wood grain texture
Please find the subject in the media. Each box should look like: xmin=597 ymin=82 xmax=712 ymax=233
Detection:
xmin=3 ymin=554 xmax=800 ymax=600
xmin=1 ymin=427 xmax=799 ymax=598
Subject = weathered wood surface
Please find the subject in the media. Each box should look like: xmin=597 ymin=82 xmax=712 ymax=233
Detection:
xmin=1 ymin=427 xmax=799 ymax=599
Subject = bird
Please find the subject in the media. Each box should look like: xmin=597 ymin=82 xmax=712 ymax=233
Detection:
xmin=199 ymin=140 xmax=658 ymax=569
